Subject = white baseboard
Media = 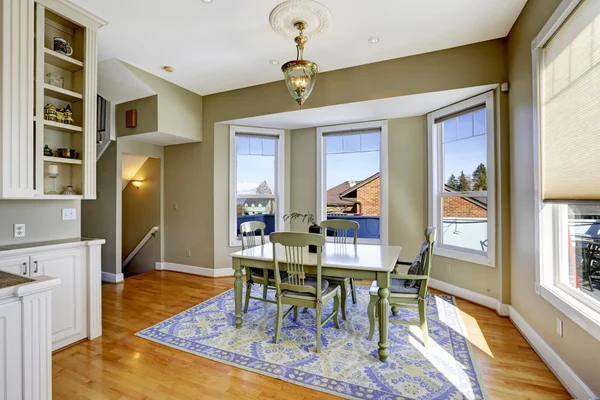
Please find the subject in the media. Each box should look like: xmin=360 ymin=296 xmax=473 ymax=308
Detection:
xmin=101 ymin=271 xmax=124 ymax=283
xmin=156 ymin=262 xmax=236 ymax=278
xmin=509 ymin=306 xmax=596 ymax=399
xmin=429 ymin=278 xmax=509 ymax=316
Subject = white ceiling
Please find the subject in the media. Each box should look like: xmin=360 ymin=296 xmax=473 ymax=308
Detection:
xmin=225 ymin=85 xmax=497 ymax=130
xmin=72 ymin=0 xmax=525 ymax=96
xmin=120 ymin=131 xmax=200 ymax=147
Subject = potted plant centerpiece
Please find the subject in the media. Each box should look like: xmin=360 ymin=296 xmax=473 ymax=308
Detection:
xmin=283 ymin=211 xmax=321 ymax=253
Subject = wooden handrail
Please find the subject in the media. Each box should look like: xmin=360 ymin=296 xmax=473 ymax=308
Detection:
xmin=122 ymin=226 xmax=159 ymax=268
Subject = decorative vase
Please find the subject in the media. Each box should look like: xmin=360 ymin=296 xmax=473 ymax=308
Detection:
xmin=62 ymin=185 xmax=76 ymax=195
xmin=308 ymin=224 xmax=321 ymax=253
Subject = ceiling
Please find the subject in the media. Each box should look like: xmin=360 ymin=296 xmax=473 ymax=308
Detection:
xmin=72 ymin=0 xmax=525 ymax=96
xmin=225 ymin=84 xmax=497 ymax=130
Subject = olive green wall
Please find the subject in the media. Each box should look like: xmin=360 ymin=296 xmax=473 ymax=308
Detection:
xmin=507 ymin=0 xmax=600 ymax=395
xmin=122 ymin=157 xmax=161 ymax=276
xmin=115 ymin=95 xmax=158 ymax=138
xmin=164 ymin=39 xmax=508 ymax=272
xmin=122 ymin=63 xmax=203 ymax=142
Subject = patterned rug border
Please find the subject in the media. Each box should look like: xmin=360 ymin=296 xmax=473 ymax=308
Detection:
xmin=135 ymin=288 xmax=488 ymax=400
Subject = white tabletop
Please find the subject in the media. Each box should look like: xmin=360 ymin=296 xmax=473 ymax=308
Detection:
xmin=230 ymin=243 xmax=402 ymax=272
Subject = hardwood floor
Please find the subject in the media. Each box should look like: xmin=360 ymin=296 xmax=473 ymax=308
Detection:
xmin=52 ymin=271 xmax=569 ymax=399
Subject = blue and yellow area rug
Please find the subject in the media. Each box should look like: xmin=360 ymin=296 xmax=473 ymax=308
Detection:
xmin=136 ymin=285 xmax=487 ymax=399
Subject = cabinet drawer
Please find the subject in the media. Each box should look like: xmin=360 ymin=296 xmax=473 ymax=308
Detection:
xmin=0 ymin=256 xmax=29 ymax=277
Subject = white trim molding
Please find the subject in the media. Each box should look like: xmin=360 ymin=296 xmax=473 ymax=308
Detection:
xmin=509 ymin=306 xmax=596 ymax=400
xmin=229 ymin=126 xmax=285 ymax=247
xmin=429 ymin=278 xmax=509 ymax=316
xmin=101 ymin=271 xmax=124 ymax=283
xmin=156 ymin=262 xmax=238 ymax=278
xmin=427 ymin=91 xmax=496 ymax=267
xmin=315 ymin=120 xmax=388 ymax=244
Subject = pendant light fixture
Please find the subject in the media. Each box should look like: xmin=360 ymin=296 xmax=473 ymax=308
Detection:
xmin=270 ymin=0 xmax=331 ymax=108
xmin=281 ymin=20 xmax=319 ymax=107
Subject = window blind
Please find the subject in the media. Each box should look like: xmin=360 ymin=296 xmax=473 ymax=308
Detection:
xmin=542 ymin=0 xmax=600 ymax=201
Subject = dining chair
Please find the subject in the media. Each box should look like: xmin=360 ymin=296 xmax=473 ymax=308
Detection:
xmin=240 ymin=221 xmax=282 ymax=313
xmin=367 ymin=227 xmax=436 ymax=348
xmin=270 ymin=232 xmax=341 ymax=353
xmin=317 ymin=219 xmax=359 ymax=320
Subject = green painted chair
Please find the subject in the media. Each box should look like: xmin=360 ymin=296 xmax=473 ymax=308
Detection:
xmin=240 ymin=221 xmax=283 ymax=313
xmin=270 ymin=232 xmax=341 ymax=353
xmin=316 ymin=219 xmax=359 ymax=320
xmin=367 ymin=227 xmax=436 ymax=348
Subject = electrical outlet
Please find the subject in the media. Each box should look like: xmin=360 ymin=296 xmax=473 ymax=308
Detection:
xmin=62 ymin=208 xmax=77 ymax=221
xmin=13 ymin=224 xmax=25 ymax=238
xmin=556 ymin=317 xmax=563 ymax=337
xmin=186 ymin=249 xmax=192 ymax=258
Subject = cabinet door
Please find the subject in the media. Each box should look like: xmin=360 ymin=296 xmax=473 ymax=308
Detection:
xmin=0 ymin=0 xmax=34 ymax=198
xmin=0 ymin=256 xmax=29 ymax=277
xmin=0 ymin=300 xmax=22 ymax=400
xmin=31 ymin=249 xmax=86 ymax=349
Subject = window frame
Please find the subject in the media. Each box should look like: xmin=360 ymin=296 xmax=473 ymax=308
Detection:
xmin=229 ymin=125 xmax=285 ymax=247
xmin=427 ymin=91 xmax=496 ymax=267
xmin=316 ymin=120 xmax=389 ymax=245
xmin=533 ymin=0 xmax=600 ymax=342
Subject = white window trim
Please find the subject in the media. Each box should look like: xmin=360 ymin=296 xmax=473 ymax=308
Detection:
xmin=316 ymin=120 xmax=388 ymax=245
xmin=427 ymin=91 xmax=496 ymax=267
xmin=229 ymin=125 xmax=285 ymax=247
xmin=532 ymin=0 xmax=600 ymax=342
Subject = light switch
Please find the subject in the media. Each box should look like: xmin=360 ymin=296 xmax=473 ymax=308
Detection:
xmin=62 ymin=208 xmax=77 ymax=221
xmin=14 ymin=224 xmax=25 ymax=238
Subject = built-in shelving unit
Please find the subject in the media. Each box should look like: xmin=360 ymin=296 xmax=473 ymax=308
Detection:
xmin=34 ymin=4 xmax=91 ymax=198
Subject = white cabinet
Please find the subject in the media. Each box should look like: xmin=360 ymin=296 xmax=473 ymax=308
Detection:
xmin=32 ymin=249 xmax=86 ymax=349
xmin=0 ymin=300 xmax=23 ymax=399
xmin=0 ymin=0 xmax=35 ymax=198
xmin=0 ymin=239 xmax=103 ymax=351
xmin=0 ymin=256 xmax=29 ymax=276
xmin=0 ymin=0 xmax=105 ymax=199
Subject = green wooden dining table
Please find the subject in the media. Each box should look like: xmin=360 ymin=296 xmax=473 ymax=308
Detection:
xmin=230 ymin=242 xmax=402 ymax=362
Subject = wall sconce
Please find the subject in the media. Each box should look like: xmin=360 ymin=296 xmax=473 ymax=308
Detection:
xmin=131 ymin=180 xmax=143 ymax=189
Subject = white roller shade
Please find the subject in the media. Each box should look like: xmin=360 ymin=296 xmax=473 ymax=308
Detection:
xmin=542 ymin=0 xmax=600 ymax=201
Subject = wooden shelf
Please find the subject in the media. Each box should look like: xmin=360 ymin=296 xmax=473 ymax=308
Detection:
xmin=43 ymin=156 xmax=82 ymax=165
xmin=43 ymin=120 xmax=82 ymax=133
xmin=43 ymin=48 xmax=83 ymax=72
xmin=44 ymin=84 xmax=82 ymax=102
xmin=37 ymin=194 xmax=83 ymax=200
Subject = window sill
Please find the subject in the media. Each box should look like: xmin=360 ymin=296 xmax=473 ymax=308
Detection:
xmin=433 ymin=246 xmax=494 ymax=267
xmin=540 ymin=284 xmax=600 ymax=343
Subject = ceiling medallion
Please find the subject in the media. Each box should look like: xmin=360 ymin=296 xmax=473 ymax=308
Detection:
xmin=270 ymin=0 xmax=330 ymax=107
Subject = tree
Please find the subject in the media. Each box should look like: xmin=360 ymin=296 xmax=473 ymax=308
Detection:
xmin=255 ymin=181 xmax=272 ymax=195
xmin=446 ymin=173 xmax=459 ymax=190
xmin=471 ymin=163 xmax=487 ymax=191
xmin=458 ymin=170 xmax=471 ymax=191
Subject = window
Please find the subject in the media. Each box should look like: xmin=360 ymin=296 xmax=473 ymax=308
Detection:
xmin=316 ymin=121 xmax=388 ymax=244
xmin=229 ymin=126 xmax=285 ymax=246
xmin=427 ymin=92 xmax=495 ymax=266
xmin=533 ymin=0 xmax=600 ymax=341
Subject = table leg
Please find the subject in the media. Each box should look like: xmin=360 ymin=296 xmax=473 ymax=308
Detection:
xmin=233 ymin=258 xmax=243 ymax=329
xmin=377 ymin=271 xmax=390 ymax=362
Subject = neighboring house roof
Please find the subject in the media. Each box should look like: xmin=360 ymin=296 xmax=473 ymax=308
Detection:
xmin=444 ymin=185 xmax=488 ymax=209
xmin=339 ymin=172 xmax=380 ymax=198
xmin=327 ymin=181 xmax=356 ymax=206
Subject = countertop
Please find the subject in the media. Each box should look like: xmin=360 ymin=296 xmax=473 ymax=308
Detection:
xmin=0 ymin=237 xmax=105 ymax=257
xmin=0 ymin=271 xmax=33 ymax=288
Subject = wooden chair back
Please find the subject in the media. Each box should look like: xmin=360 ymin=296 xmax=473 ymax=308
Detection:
xmin=269 ymin=232 xmax=326 ymax=300
xmin=418 ymin=226 xmax=436 ymax=299
xmin=239 ymin=221 xmax=265 ymax=250
xmin=320 ymin=219 xmax=359 ymax=244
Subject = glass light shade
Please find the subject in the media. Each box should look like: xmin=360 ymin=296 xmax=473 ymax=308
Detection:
xmin=281 ymin=60 xmax=319 ymax=106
